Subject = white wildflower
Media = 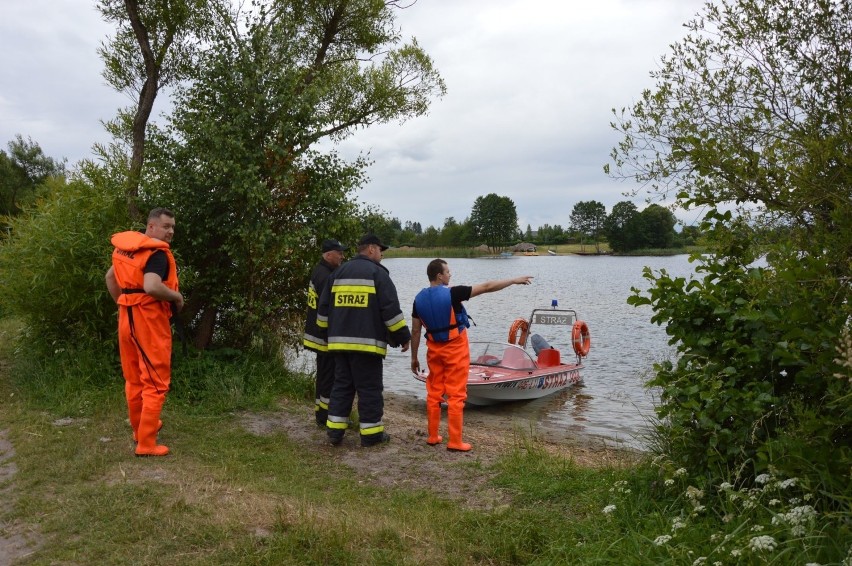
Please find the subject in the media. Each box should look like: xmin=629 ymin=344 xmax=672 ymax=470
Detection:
xmin=730 ymin=549 xmax=742 ymax=557
xmin=791 ymin=525 xmax=806 ymax=536
xmin=804 ymin=563 xmax=822 ymax=566
xmin=769 ymin=498 xmax=780 ymax=506
xmin=789 ymin=497 xmax=802 ymax=505
xmin=685 ymin=486 xmax=704 ymax=501
xmin=743 ymin=497 xmax=757 ymax=510
xmin=714 ymin=563 xmax=722 ymax=566
xmin=748 ymin=535 xmax=778 ymax=552
xmin=778 ymin=478 xmax=798 ymax=489
xmin=719 ymin=482 xmax=733 ymax=491
xmin=674 ymin=467 xmax=687 ymax=477
xmin=804 ymin=493 xmax=813 ymax=501
xmin=710 ymin=533 xmax=721 ymax=542
xmin=788 ymin=505 xmax=817 ymax=522
xmin=755 ymin=473 xmax=772 ymax=485
xmin=654 ymin=535 xmax=673 ymax=546
xmin=671 ymin=518 xmax=687 ymax=531
xmin=664 ymin=479 xmax=675 ymax=487
xmin=691 ymin=504 xmax=705 ymax=514
xmin=722 ymin=514 xmax=734 ymax=523
xmin=692 ymin=557 xmax=706 ymax=566
xmin=602 ymin=504 xmax=616 ymax=515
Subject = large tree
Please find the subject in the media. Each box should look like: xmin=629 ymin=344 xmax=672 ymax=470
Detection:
xmin=603 ymin=201 xmax=638 ymax=253
xmin=569 ymin=200 xmax=606 ymax=253
xmin=97 ymin=0 xmax=209 ymax=220
xmin=144 ymin=0 xmax=446 ymax=349
xmin=468 ymin=193 xmax=519 ymax=252
xmin=609 ymin=0 xmax=851 ymax=491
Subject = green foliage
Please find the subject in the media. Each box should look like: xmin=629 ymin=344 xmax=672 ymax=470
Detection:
xmin=569 ymin=200 xmax=606 ymax=252
xmin=604 ymin=200 xmax=639 ymax=252
xmin=140 ymin=0 xmax=445 ymax=349
xmin=168 ymin=348 xmax=312 ymax=412
xmin=97 ymin=0 xmax=204 ymax=94
xmin=0 ymin=135 xmax=65 ymax=220
xmin=469 ymin=193 xmax=519 ymax=252
xmin=611 ymin=0 xmax=852 ymax=497
xmin=604 ymin=201 xmax=678 ymax=253
xmin=630 ymin=212 xmax=851 ymax=497
xmin=532 ymin=223 xmax=566 ymax=246
xmin=0 ymin=170 xmax=128 ymax=344
xmin=361 ymin=208 xmax=402 ymax=248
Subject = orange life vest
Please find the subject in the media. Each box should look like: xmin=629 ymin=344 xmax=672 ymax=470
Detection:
xmin=111 ymin=231 xmax=179 ymax=312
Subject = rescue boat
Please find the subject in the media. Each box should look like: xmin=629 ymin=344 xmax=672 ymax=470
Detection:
xmin=413 ymin=305 xmax=591 ymax=406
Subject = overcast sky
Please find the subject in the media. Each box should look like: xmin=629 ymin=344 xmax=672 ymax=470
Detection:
xmin=0 ymin=0 xmax=707 ymax=230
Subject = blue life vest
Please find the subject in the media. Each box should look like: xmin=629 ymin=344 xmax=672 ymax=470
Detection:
xmin=414 ymin=285 xmax=470 ymax=342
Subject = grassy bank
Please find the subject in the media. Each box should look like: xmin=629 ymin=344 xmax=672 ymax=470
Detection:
xmin=0 ymin=321 xmax=848 ymax=564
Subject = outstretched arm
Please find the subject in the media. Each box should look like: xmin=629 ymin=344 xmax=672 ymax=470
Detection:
xmin=470 ymin=275 xmax=533 ymax=298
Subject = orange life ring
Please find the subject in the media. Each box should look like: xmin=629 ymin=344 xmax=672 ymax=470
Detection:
xmin=572 ymin=321 xmax=591 ymax=357
xmin=508 ymin=318 xmax=529 ymax=347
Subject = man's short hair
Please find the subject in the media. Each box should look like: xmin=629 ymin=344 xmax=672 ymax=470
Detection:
xmin=427 ymin=259 xmax=447 ymax=282
xmin=148 ymin=207 xmax=175 ymax=221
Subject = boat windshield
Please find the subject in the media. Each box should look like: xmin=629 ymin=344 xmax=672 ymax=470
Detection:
xmin=470 ymin=342 xmax=537 ymax=370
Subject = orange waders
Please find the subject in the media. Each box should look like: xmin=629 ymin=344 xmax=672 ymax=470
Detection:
xmin=426 ymin=330 xmax=472 ymax=451
xmin=111 ymin=232 xmax=178 ymax=457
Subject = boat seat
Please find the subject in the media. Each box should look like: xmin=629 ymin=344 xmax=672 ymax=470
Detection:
xmin=537 ymin=348 xmax=561 ymax=368
xmin=500 ymin=347 xmax=536 ymax=369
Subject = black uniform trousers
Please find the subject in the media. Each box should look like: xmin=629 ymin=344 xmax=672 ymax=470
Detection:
xmin=314 ymin=351 xmax=335 ymax=424
xmin=327 ymin=352 xmax=384 ymax=440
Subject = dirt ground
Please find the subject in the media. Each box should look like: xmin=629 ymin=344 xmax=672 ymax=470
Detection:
xmin=240 ymin=392 xmax=640 ymax=511
xmin=0 ymin=429 xmax=39 ymax=566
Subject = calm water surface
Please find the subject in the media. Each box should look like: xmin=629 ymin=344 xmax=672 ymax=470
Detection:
xmin=296 ymin=254 xmax=697 ymax=449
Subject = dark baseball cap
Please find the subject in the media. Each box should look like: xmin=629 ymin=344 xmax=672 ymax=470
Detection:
xmin=358 ymin=234 xmax=388 ymax=251
xmin=321 ymin=239 xmax=345 ymax=253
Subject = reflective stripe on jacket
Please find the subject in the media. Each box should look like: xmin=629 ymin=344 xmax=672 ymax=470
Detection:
xmin=317 ymin=255 xmax=410 ymax=356
xmin=303 ymin=259 xmax=336 ymax=353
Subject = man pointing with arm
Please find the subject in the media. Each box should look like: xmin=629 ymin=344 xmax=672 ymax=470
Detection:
xmin=410 ymin=259 xmax=532 ymax=452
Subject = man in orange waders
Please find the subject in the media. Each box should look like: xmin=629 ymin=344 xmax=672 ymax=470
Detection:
xmin=106 ymin=208 xmax=184 ymax=457
xmin=410 ymin=259 xmax=532 ymax=451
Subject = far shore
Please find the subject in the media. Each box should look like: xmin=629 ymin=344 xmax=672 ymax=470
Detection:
xmin=382 ymin=244 xmax=700 ymax=259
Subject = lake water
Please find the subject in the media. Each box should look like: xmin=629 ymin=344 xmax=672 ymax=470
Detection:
xmin=296 ymin=254 xmax=697 ymax=449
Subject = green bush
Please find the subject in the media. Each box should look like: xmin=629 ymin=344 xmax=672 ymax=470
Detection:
xmin=631 ymin=215 xmax=851 ymax=501
xmin=0 ymin=169 xmax=128 ymax=345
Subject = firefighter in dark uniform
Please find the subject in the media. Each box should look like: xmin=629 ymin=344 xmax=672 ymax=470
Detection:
xmin=317 ymin=234 xmax=411 ymax=447
xmin=303 ymin=239 xmax=346 ymax=426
